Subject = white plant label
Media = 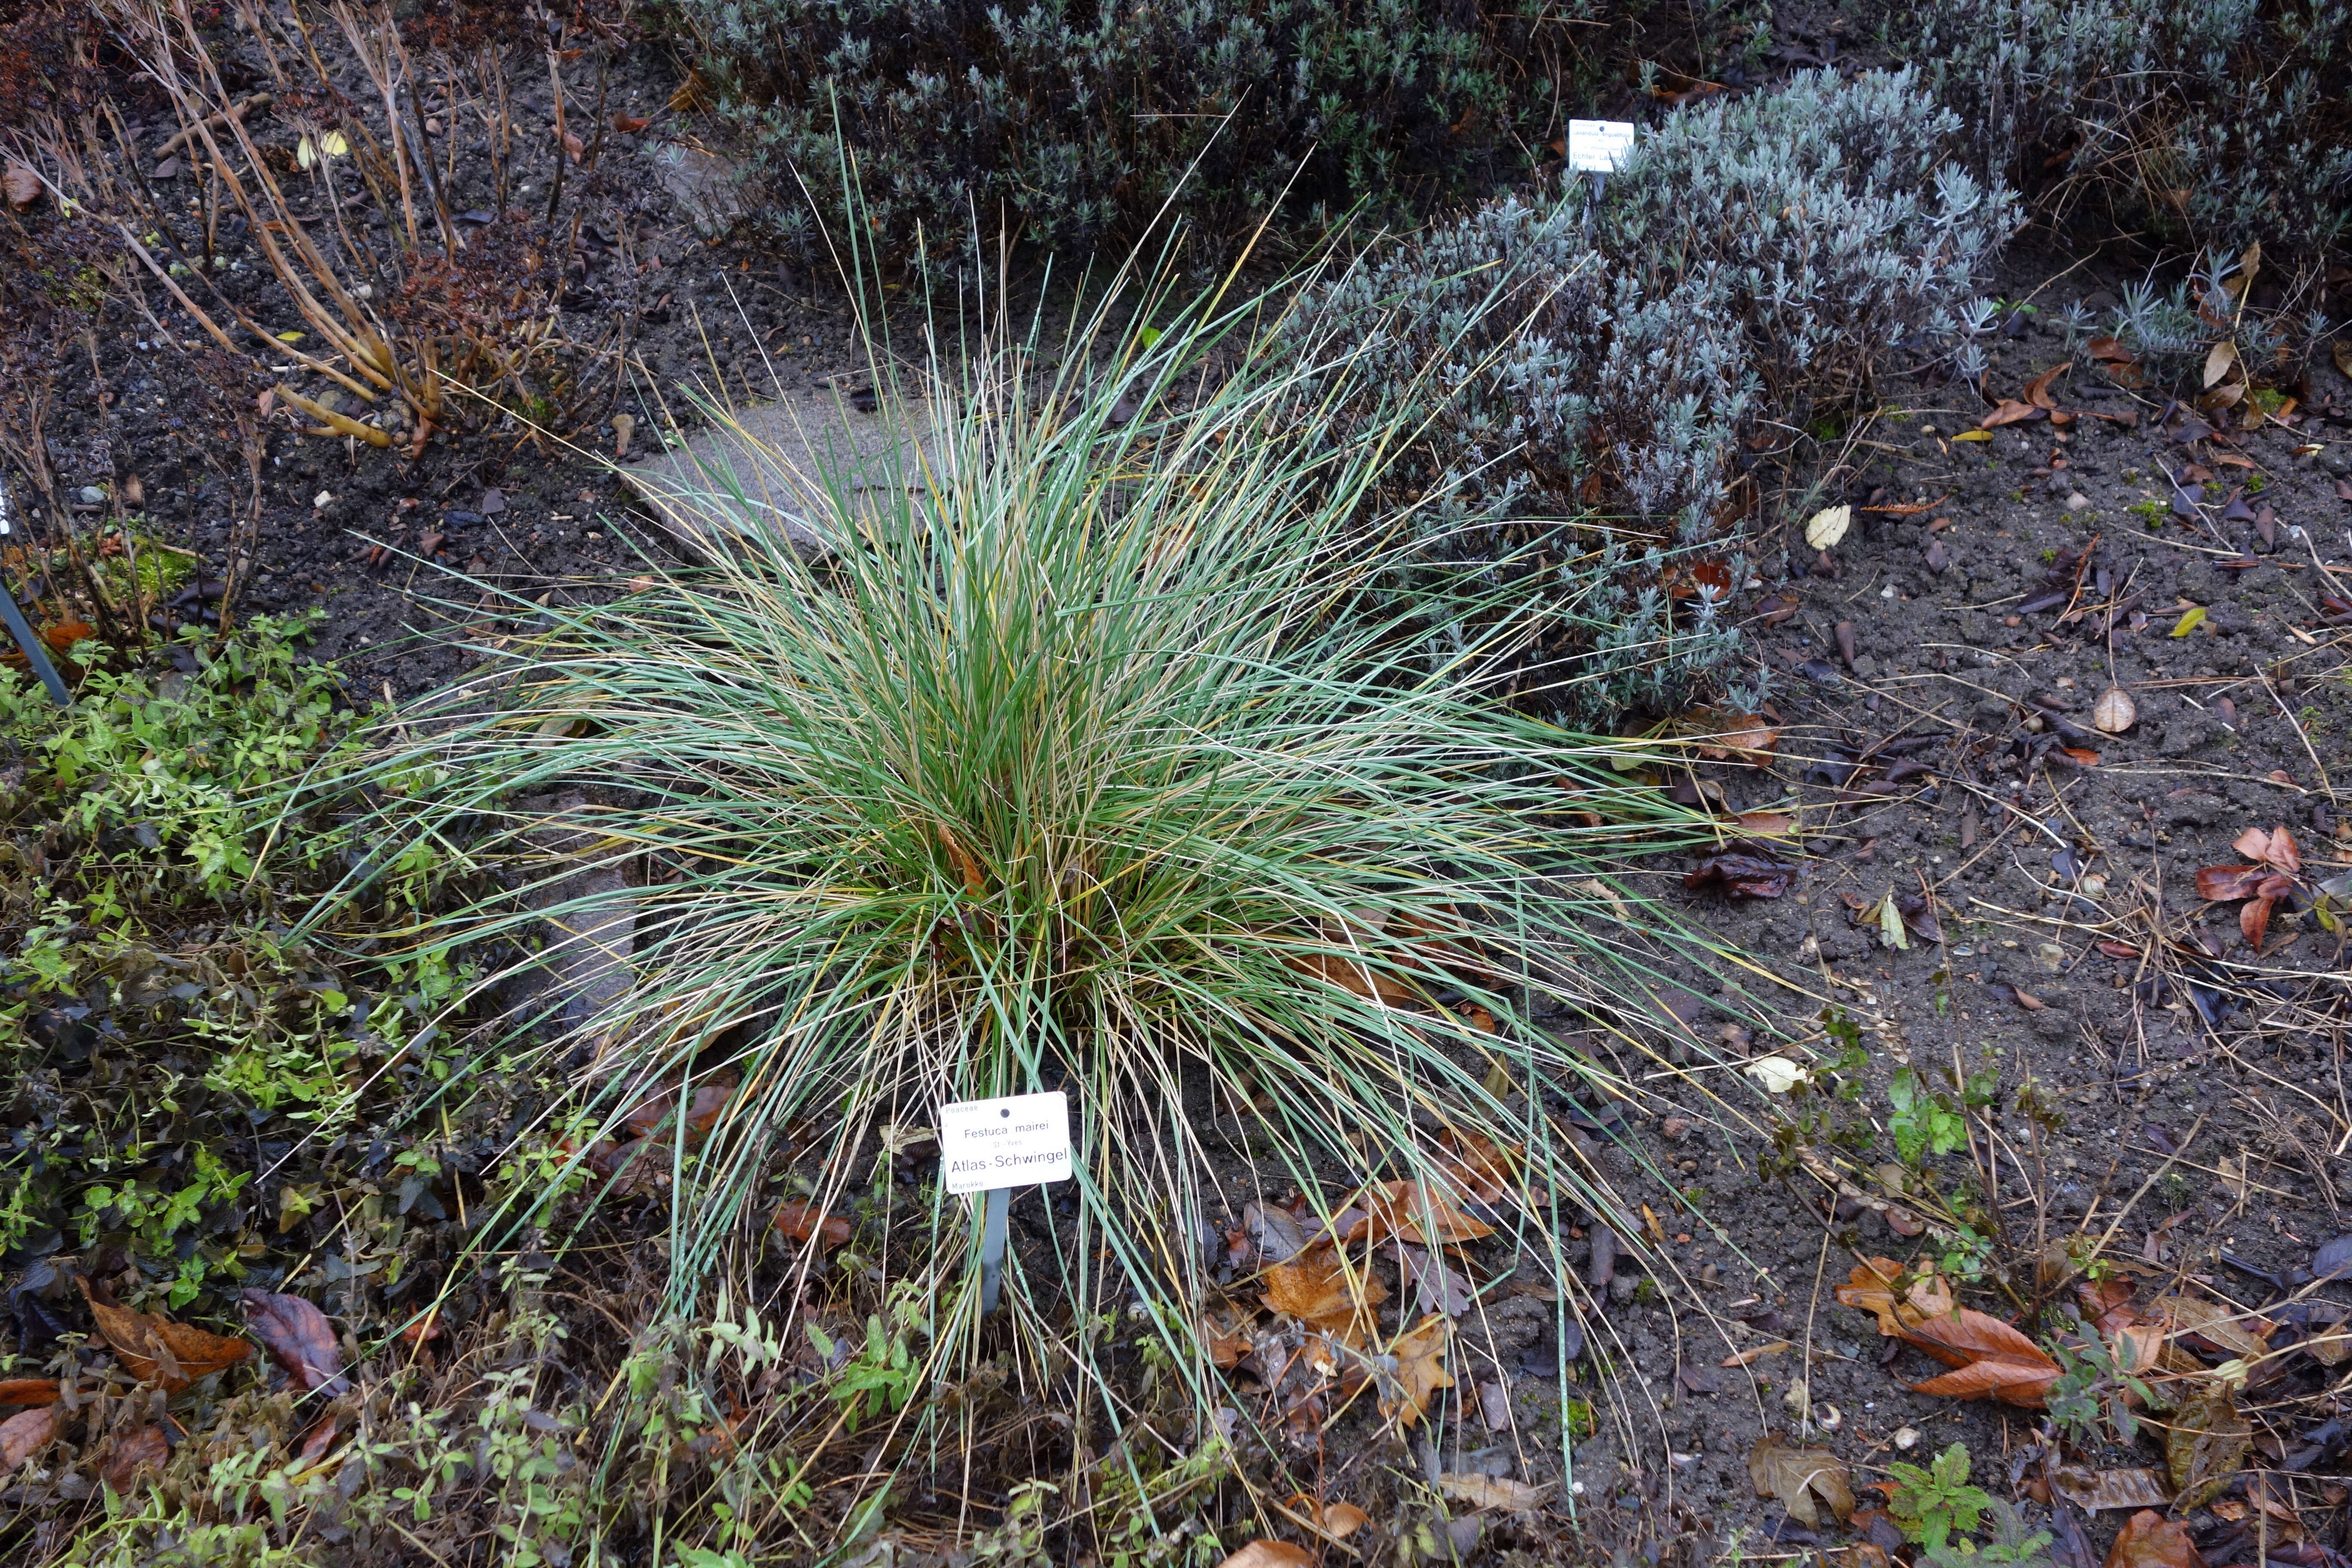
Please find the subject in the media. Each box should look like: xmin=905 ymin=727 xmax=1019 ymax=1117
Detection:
xmin=940 ymin=1091 xmax=1072 ymax=1195
xmin=1566 ymin=120 xmax=1637 ymax=173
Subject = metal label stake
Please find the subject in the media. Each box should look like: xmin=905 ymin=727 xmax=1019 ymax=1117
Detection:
xmin=0 ymin=477 xmax=71 ymax=707
xmin=939 ymin=1090 xmax=1073 ymax=1316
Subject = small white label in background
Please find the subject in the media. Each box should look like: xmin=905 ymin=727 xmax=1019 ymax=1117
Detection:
xmin=939 ymin=1091 xmax=1072 ymax=1195
xmin=1566 ymin=120 xmax=1638 ymax=173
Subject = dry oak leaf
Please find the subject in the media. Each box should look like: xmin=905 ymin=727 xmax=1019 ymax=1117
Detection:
xmin=774 ymin=1200 xmax=853 ymax=1251
xmin=1350 ymin=1179 xmax=1495 ymax=1248
xmin=1 ymin=1404 xmax=57 ymax=1468
xmin=80 ymin=1276 xmax=251 ymax=1392
xmin=1215 ymin=1543 xmax=1315 ymax=1568
xmin=1440 ymin=1472 xmax=1555 ymax=1513
xmin=1749 ymin=1431 xmax=1856 ymax=1526
xmin=103 ymin=1424 xmax=170 ymax=1494
xmin=241 ymin=1289 xmax=348 ymax=1396
xmin=2104 ymin=1508 xmax=2204 ymax=1568
xmin=1261 ymin=1244 xmax=1388 ymax=1341
xmin=1383 ymin=1312 xmax=1454 ymax=1428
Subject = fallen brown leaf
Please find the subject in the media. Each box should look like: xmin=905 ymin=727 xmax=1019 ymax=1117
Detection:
xmin=2234 ymin=823 xmax=2301 ymax=873
xmin=1433 ymin=1127 xmax=1521 ymax=1205
xmin=612 ymin=113 xmax=651 ymax=133
xmin=2051 ymin=1464 xmax=2172 ymax=1512
xmin=240 ymin=1290 xmax=348 ymax=1396
xmin=1685 ymin=851 xmax=1796 ymax=899
xmin=0 ymin=1380 xmax=60 ymax=1406
xmin=0 ymin=1405 xmax=56 ymax=1468
xmin=1979 ymin=398 xmax=2046 ymax=429
xmin=81 ymin=1277 xmax=252 ymax=1392
xmin=102 ymin=1424 xmax=169 ymax=1494
xmin=2104 ymin=1508 xmax=2204 ymax=1568
xmin=1440 ymin=1472 xmax=1554 ymax=1513
xmin=2022 ymin=362 xmax=2073 ymax=410
xmin=3 ymin=162 xmax=39 ymax=209
xmin=1384 ymin=1313 xmax=1453 ymax=1428
xmin=1262 ymin=1245 xmax=1388 ymax=1343
xmin=1289 ymin=1495 xmax=1370 ymax=1539
xmin=1201 ymin=1305 xmax=1253 ymax=1369
xmin=1285 ymin=946 xmax=1419 ymax=1006
xmin=2165 ymin=1385 xmax=2251 ymax=1511
xmin=1836 ymin=1258 xmax=2058 ymax=1406
xmin=1749 ymin=1432 xmax=1855 ymax=1525
xmin=1215 ymin=1543 xmax=1315 ymax=1568
xmin=774 ymin=1200 xmax=853 ymax=1251
xmin=1351 ymin=1179 xmax=1495 ymax=1247
xmin=1723 ymin=1340 xmax=1792 ymax=1367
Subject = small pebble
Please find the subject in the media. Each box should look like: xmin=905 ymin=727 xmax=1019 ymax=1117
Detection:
xmin=78 ymin=485 xmax=106 ymax=505
xmin=2066 ymin=493 xmax=2091 ymax=511
xmin=1893 ymin=1425 xmax=1920 ymax=1450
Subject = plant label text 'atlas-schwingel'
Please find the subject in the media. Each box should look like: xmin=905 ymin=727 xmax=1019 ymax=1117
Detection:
xmin=939 ymin=1092 xmax=1073 ymax=1195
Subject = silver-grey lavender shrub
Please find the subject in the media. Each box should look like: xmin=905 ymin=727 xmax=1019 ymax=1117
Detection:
xmin=1291 ymin=69 xmax=2015 ymax=726
xmin=1604 ymin=67 xmax=2021 ymax=407
xmin=677 ymin=0 xmax=1557 ymax=268
xmin=1902 ymin=0 xmax=2352 ymax=268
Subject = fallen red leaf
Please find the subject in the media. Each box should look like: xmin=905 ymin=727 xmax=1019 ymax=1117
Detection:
xmin=80 ymin=1277 xmax=252 ymax=1392
xmin=240 ymin=1289 xmax=349 ymax=1396
xmin=102 ymin=1424 xmax=169 ymax=1494
xmin=2197 ymin=865 xmax=2268 ymax=900
xmin=612 ymin=113 xmax=651 ymax=133
xmin=2241 ymin=896 xmax=2274 ymax=950
xmin=2096 ymin=940 xmax=2141 ymax=960
xmin=774 ymin=1199 xmax=852 ymax=1250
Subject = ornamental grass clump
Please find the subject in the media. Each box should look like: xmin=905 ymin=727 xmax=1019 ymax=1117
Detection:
xmin=324 ymin=263 xmax=1751 ymax=1464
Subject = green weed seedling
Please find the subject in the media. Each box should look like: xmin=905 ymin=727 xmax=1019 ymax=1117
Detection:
xmin=1919 ymin=1498 xmax=2057 ymax=1568
xmin=1887 ymin=1066 xmax=1967 ymax=1165
xmin=1886 ymin=1441 xmax=1992 ymax=1553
